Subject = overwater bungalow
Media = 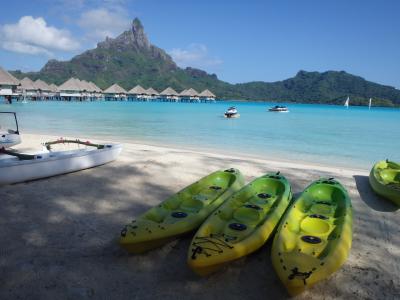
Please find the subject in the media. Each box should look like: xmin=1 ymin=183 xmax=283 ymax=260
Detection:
xmin=0 ymin=67 xmax=20 ymax=103
xmin=145 ymin=87 xmax=159 ymax=100
xmin=160 ymin=87 xmax=179 ymax=102
xmin=128 ymin=85 xmax=147 ymax=101
xmin=49 ymin=84 xmax=60 ymax=98
xmin=199 ymin=89 xmax=216 ymax=102
xmin=34 ymin=79 xmax=52 ymax=100
xmin=58 ymin=78 xmax=84 ymax=101
xmin=19 ymin=77 xmax=38 ymax=100
xmin=80 ymin=80 xmax=95 ymax=100
xmin=180 ymin=88 xmax=200 ymax=102
xmin=104 ymin=83 xmax=127 ymax=101
xmin=88 ymin=82 xmax=103 ymax=100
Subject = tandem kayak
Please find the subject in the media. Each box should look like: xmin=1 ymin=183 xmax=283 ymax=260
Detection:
xmin=271 ymin=178 xmax=352 ymax=296
xmin=369 ymin=160 xmax=400 ymax=206
xmin=188 ymin=172 xmax=292 ymax=276
xmin=119 ymin=168 xmax=245 ymax=254
xmin=0 ymin=139 xmax=122 ymax=185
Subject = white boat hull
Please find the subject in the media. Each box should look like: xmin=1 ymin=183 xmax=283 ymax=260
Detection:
xmin=0 ymin=143 xmax=122 ymax=185
xmin=224 ymin=113 xmax=240 ymax=118
xmin=0 ymin=133 xmax=21 ymax=148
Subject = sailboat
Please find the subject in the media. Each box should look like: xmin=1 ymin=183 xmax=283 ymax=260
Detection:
xmin=344 ymin=96 xmax=350 ymax=108
xmin=369 ymin=98 xmax=372 ymax=109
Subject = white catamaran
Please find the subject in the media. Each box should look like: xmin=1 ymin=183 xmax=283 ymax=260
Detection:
xmin=369 ymin=98 xmax=372 ymax=109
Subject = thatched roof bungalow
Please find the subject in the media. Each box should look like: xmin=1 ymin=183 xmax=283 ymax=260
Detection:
xmin=19 ymin=78 xmax=37 ymax=96
xmin=199 ymin=89 xmax=216 ymax=100
xmin=145 ymin=87 xmax=159 ymax=97
xmin=88 ymin=82 xmax=102 ymax=93
xmin=34 ymin=79 xmax=52 ymax=95
xmin=0 ymin=67 xmax=20 ymax=97
xmin=104 ymin=83 xmax=127 ymax=100
xmin=160 ymin=87 xmax=179 ymax=97
xmin=20 ymin=77 xmax=36 ymax=90
xmin=58 ymin=78 xmax=83 ymax=99
xmin=49 ymin=84 xmax=59 ymax=93
xmin=128 ymin=85 xmax=146 ymax=95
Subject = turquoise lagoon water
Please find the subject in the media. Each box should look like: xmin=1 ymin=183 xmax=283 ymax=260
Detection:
xmin=1 ymin=101 xmax=399 ymax=169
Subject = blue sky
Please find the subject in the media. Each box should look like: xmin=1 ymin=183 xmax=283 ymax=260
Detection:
xmin=0 ymin=0 xmax=399 ymax=87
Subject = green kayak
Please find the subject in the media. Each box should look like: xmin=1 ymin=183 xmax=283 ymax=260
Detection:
xmin=120 ymin=168 xmax=245 ymax=253
xmin=369 ymin=160 xmax=400 ymax=206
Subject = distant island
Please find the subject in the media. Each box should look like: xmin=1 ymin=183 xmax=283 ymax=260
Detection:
xmin=10 ymin=18 xmax=400 ymax=107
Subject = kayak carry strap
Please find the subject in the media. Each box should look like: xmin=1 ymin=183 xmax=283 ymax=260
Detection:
xmin=44 ymin=138 xmax=105 ymax=151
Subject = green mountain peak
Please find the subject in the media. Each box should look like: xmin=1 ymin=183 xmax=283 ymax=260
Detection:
xmin=9 ymin=18 xmax=400 ymax=106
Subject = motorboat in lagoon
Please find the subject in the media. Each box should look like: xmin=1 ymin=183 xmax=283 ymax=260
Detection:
xmin=268 ymin=105 xmax=289 ymax=112
xmin=224 ymin=107 xmax=240 ymax=118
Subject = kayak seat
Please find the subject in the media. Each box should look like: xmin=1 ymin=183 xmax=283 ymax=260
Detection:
xmin=300 ymin=216 xmax=331 ymax=235
xmin=180 ymin=198 xmax=204 ymax=213
xmin=233 ymin=206 xmax=262 ymax=226
xmin=380 ymin=169 xmax=400 ymax=184
xmin=310 ymin=202 xmax=335 ymax=216
xmin=162 ymin=197 xmax=182 ymax=210
xmin=144 ymin=207 xmax=169 ymax=223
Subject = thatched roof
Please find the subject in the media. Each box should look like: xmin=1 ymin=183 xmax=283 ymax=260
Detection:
xmin=89 ymin=82 xmax=102 ymax=93
xmin=80 ymin=80 xmax=95 ymax=92
xmin=199 ymin=89 xmax=216 ymax=98
xmin=181 ymin=88 xmax=199 ymax=97
xmin=34 ymin=79 xmax=51 ymax=91
xmin=58 ymin=78 xmax=81 ymax=91
xmin=160 ymin=87 xmax=179 ymax=96
xmin=145 ymin=88 xmax=159 ymax=96
xmin=104 ymin=83 xmax=127 ymax=94
xmin=20 ymin=77 xmax=37 ymax=90
xmin=0 ymin=67 xmax=19 ymax=85
xmin=49 ymin=84 xmax=59 ymax=93
xmin=128 ymin=85 xmax=147 ymax=95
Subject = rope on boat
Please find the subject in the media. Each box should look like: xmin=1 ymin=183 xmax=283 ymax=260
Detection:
xmin=0 ymin=138 xmax=106 ymax=160
xmin=0 ymin=148 xmax=36 ymax=160
xmin=44 ymin=138 xmax=105 ymax=151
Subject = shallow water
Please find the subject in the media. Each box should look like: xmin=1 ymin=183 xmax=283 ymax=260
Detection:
xmin=1 ymin=100 xmax=399 ymax=169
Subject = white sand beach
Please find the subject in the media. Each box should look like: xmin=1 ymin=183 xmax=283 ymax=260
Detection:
xmin=1 ymin=133 xmax=399 ymax=299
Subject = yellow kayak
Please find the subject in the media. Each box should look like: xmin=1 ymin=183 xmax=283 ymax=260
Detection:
xmin=271 ymin=178 xmax=352 ymax=296
xmin=119 ymin=168 xmax=245 ymax=253
xmin=188 ymin=172 xmax=292 ymax=276
xmin=369 ymin=160 xmax=400 ymax=206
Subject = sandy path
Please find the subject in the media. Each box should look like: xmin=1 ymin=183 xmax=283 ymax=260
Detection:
xmin=0 ymin=133 xmax=399 ymax=299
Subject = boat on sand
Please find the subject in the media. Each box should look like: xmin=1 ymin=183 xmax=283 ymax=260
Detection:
xmin=0 ymin=139 xmax=122 ymax=185
xmin=119 ymin=168 xmax=245 ymax=253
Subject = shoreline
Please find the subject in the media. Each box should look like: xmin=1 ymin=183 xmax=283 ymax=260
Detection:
xmin=20 ymin=130 xmax=370 ymax=174
xmin=1 ymin=132 xmax=398 ymax=299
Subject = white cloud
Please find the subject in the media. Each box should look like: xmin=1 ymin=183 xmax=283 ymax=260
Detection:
xmin=78 ymin=8 xmax=130 ymax=41
xmin=0 ymin=16 xmax=79 ymax=56
xmin=169 ymin=44 xmax=223 ymax=69
xmin=2 ymin=41 xmax=53 ymax=56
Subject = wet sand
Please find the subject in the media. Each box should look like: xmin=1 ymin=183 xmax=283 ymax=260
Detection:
xmin=0 ymin=133 xmax=399 ymax=299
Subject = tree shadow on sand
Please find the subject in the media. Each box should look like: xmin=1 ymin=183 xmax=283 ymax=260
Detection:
xmin=353 ymin=175 xmax=398 ymax=212
xmin=1 ymin=155 xmax=399 ymax=300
